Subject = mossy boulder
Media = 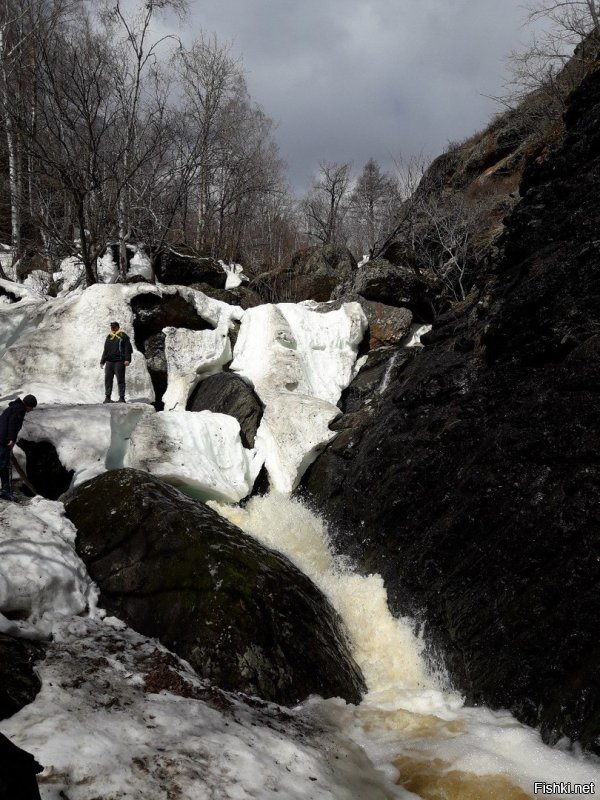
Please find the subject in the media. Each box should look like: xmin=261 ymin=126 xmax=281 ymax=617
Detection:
xmin=65 ymin=469 xmax=365 ymax=706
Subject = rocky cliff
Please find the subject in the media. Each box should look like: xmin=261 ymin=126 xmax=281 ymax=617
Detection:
xmin=304 ymin=60 xmax=600 ymax=752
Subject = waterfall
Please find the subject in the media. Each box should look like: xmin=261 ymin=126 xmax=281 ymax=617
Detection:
xmin=211 ymin=492 xmax=600 ymax=799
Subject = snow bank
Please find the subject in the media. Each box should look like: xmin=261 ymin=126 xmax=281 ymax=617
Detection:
xmin=0 ymin=498 xmax=96 ymax=638
xmin=125 ymin=409 xmax=260 ymax=503
xmin=230 ymin=302 xmax=367 ymax=492
xmin=3 ymin=616 xmax=396 ymax=800
xmin=0 ymin=284 xmax=156 ymax=405
xmin=0 ymin=284 xmax=45 ymax=359
xmin=20 ymin=404 xmax=153 ymax=489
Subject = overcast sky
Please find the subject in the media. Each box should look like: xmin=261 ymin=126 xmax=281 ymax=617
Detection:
xmin=167 ymin=0 xmax=534 ymax=191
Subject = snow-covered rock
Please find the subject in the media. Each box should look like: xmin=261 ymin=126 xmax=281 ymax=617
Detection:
xmin=125 ymin=409 xmax=260 ymax=503
xmin=53 ymin=256 xmax=86 ymax=295
xmin=128 ymin=245 xmax=153 ymax=281
xmin=0 ymin=497 xmax=97 ymax=638
xmin=97 ymin=247 xmax=119 ymax=283
xmin=22 ymin=269 xmax=53 ymax=297
xmin=230 ymin=302 xmax=367 ymax=492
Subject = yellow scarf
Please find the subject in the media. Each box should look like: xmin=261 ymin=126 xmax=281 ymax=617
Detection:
xmin=109 ymin=329 xmax=123 ymax=339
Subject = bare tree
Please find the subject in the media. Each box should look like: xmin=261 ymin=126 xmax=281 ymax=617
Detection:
xmin=175 ymin=34 xmax=243 ymax=253
xmin=302 ymin=161 xmax=351 ymax=246
xmin=0 ymin=0 xmax=79 ymax=274
xmin=498 ymin=0 xmax=600 ymax=115
xmin=99 ymin=0 xmax=187 ymax=278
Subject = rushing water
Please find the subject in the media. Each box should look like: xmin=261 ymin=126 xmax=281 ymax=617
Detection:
xmin=211 ymin=492 xmax=600 ymax=799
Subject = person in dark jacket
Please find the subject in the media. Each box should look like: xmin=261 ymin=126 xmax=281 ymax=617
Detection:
xmin=0 ymin=394 xmax=37 ymax=500
xmin=100 ymin=321 xmax=133 ymax=403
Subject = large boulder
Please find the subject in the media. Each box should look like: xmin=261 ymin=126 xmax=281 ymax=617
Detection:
xmin=65 ymin=469 xmax=365 ymax=706
xmin=253 ymin=245 xmax=356 ymax=303
xmin=303 ymin=63 xmax=600 ymax=752
xmin=333 ymin=258 xmax=432 ymax=319
xmin=154 ymin=250 xmax=226 ymax=288
xmin=187 ymin=373 xmax=263 ymax=448
xmin=189 ymin=283 xmax=263 ymax=310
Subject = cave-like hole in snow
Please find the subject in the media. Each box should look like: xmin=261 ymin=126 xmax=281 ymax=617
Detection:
xmin=17 ymin=439 xmax=74 ymax=500
xmin=130 ymin=293 xmax=214 ymax=410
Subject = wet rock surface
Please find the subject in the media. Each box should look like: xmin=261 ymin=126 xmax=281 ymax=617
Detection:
xmin=187 ymin=373 xmax=263 ymax=448
xmin=304 ymin=65 xmax=600 ymax=751
xmin=65 ymin=469 xmax=365 ymax=706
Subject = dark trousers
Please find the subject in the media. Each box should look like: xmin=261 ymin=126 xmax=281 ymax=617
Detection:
xmin=104 ymin=361 xmax=126 ymax=400
xmin=0 ymin=444 xmax=11 ymax=493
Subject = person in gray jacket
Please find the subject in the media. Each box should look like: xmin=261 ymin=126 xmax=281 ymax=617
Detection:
xmin=100 ymin=321 xmax=133 ymax=403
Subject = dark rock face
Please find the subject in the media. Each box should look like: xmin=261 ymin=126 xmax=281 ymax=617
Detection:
xmin=18 ymin=439 xmax=73 ymax=500
xmin=155 ymin=250 xmax=226 ymax=288
xmin=303 ymin=65 xmax=600 ymax=752
xmin=253 ymin=245 xmax=356 ymax=303
xmin=0 ymin=634 xmax=44 ymax=720
xmin=187 ymin=373 xmax=263 ymax=448
xmin=65 ymin=469 xmax=365 ymax=706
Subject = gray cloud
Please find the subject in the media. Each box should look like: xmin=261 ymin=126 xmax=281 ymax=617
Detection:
xmin=169 ymin=0 xmax=534 ymax=190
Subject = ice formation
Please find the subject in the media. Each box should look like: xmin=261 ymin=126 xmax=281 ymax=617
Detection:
xmin=125 ymin=409 xmax=260 ymax=503
xmin=219 ymin=259 xmax=245 ymax=289
xmin=230 ymin=301 xmax=367 ymax=492
xmin=20 ymin=403 xmax=153 ymax=489
xmin=162 ymin=325 xmax=232 ymax=411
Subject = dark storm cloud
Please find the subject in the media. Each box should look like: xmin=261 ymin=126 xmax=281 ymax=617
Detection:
xmin=174 ymin=0 xmax=532 ymax=189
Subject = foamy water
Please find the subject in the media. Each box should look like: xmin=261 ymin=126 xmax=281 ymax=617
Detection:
xmin=211 ymin=492 xmax=600 ymax=799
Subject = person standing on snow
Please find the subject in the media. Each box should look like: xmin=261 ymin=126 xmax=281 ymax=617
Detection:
xmin=0 ymin=394 xmax=37 ymax=501
xmin=100 ymin=321 xmax=133 ymax=403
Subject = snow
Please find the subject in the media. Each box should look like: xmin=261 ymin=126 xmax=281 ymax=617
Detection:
xmin=0 ymin=497 xmax=97 ymax=639
xmin=125 ymin=409 xmax=261 ymax=503
xmin=230 ymin=302 xmax=367 ymax=492
xmin=0 ymin=284 xmax=155 ymax=405
xmin=403 ymin=323 xmax=432 ymax=348
xmin=0 ymin=284 xmax=45 ymax=359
